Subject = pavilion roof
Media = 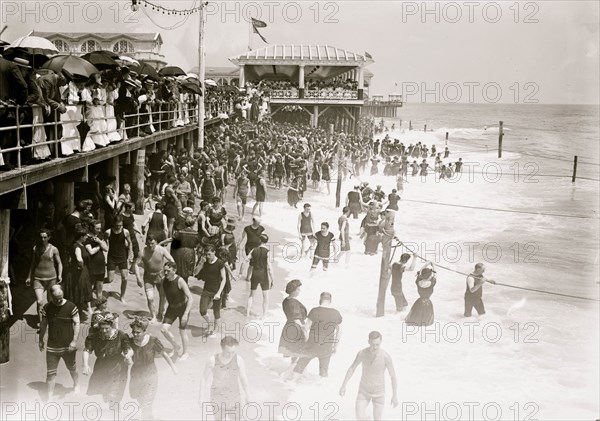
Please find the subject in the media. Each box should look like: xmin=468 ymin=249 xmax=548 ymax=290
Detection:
xmin=229 ymin=44 xmax=373 ymax=65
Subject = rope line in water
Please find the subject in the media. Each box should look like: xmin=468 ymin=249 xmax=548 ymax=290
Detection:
xmin=402 ymin=198 xmax=599 ymax=220
xmin=396 ymin=242 xmax=600 ymax=302
xmin=454 ymin=144 xmax=600 ymax=167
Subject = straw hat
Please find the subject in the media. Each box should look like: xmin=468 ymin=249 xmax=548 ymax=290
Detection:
xmin=12 ymin=57 xmax=30 ymax=68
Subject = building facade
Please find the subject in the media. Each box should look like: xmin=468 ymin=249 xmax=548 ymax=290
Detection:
xmin=28 ymin=31 xmax=167 ymax=69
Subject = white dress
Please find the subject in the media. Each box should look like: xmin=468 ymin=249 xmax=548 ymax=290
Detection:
xmin=59 ymin=104 xmax=83 ymax=155
xmin=82 ymin=88 xmax=109 ymax=147
xmin=32 ymin=106 xmax=51 ymax=160
xmin=105 ymin=89 xmax=121 ymax=142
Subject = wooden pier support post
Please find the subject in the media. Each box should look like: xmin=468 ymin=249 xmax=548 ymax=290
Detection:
xmin=335 ymin=145 xmax=344 ymax=208
xmin=109 ymin=156 xmax=120 ymax=195
xmin=498 ymin=121 xmax=504 ymax=158
xmin=572 ymin=156 xmax=578 ymax=183
xmin=54 ymin=181 xmax=74 ymax=225
xmin=0 ymin=209 xmax=11 ymax=364
xmin=132 ymin=149 xmax=146 ymax=215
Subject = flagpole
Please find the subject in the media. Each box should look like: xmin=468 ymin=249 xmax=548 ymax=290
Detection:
xmin=198 ymin=2 xmax=206 ymax=149
xmin=248 ymin=19 xmax=252 ymax=51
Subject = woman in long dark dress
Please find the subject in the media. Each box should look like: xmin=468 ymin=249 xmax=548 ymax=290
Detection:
xmin=121 ymin=202 xmax=140 ymax=272
xmin=83 ymin=311 xmax=132 ymax=405
xmin=405 ymin=263 xmax=437 ymax=326
xmin=287 ymin=176 xmax=300 ymax=208
xmin=66 ymin=229 xmax=93 ymax=315
xmin=170 ymin=218 xmax=199 ymax=283
xmin=278 ymin=280 xmax=307 ymax=362
xmin=129 ymin=317 xmax=177 ymax=420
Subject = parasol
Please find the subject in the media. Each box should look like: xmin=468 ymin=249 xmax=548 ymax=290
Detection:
xmin=8 ymin=35 xmax=58 ymax=56
xmin=82 ymin=51 xmax=119 ymax=70
xmin=159 ymin=66 xmax=187 ymax=77
xmin=42 ymin=54 xmax=99 ymax=78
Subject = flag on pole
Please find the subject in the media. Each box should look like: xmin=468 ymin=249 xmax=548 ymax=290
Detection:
xmin=365 ymin=51 xmax=372 ymax=59
xmin=253 ymin=26 xmax=268 ymax=44
xmin=251 ymin=17 xmax=267 ymax=28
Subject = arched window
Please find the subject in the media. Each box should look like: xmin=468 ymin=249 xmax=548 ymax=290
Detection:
xmin=81 ymin=40 xmax=101 ymax=53
xmin=113 ymin=40 xmax=134 ymax=54
xmin=53 ymin=39 xmax=69 ymax=52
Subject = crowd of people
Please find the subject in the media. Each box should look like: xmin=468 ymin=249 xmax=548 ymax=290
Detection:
xmin=0 ymin=52 xmax=273 ymax=170
xmin=1 ymin=44 xmax=500 ymax=419
xmin=249 ymin=78 xmax=359 ymax=98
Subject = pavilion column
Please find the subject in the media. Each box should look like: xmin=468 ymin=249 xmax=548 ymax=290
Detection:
xmin=132 ymin=149 xmax=146 ymax=215
xmin=357 ymin=66 xmax=365 ymax=100
xmin=109 ymin=156 xmax=120 ymax=195
xmin=298 ymin=65 xmax=305 ymax=99
xmin=239 ymin=65 xmax=245 ymax=89
xmin=54 ymin=181 xmax=74 ymax=225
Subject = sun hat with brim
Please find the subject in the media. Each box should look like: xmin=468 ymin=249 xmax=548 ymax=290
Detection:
xmin=13 ymin=57 xmax=30 ymax=68
xmin=124 ymin=78 xmax=137 ymax=88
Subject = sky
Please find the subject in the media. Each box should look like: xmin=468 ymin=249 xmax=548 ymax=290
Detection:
xmin=1 ymin=0 xmax=599 ymax=104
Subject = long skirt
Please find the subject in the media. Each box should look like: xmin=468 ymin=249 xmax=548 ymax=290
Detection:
xmin=364 ymin=231 xmax=380 ymax=254
xmin=405 ymin=298 xmax=434 ymax=326
xmin=105 ymin=104 xmax=122 ymax=142
xmin=65 ymin=265 xmax=92 ymax=309
xmin=130 ymin=365 xmax=158 ymax=410
xmin=60 ymin=105 xmax=82 ymax=155
xmin=173 ymin=247 xmax=195 ymax=281
xmin=88 ymin=356 xmax=128 ymax=403
xmin=32 ymin=107 xmax=51 ymax=159
xmin=278 ymin=321 xmax=306 ymax=357
xmin=86 ymin=105 xmax=109 ymax=147
xmin=287 ymin=189 xmax=300 ymax=207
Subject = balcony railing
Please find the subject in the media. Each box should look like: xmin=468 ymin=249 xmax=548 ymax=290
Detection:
xmin=270 ymin=89 xmax=300 ymax=99
xmin=0 ymin=99 xmax=222 ymax=170
xmin=305 ymin=89 xmax=358 ymax=99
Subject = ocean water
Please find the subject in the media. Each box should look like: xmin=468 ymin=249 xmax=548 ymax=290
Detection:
xmin=251 ymin=104 xmax=599 ymax=420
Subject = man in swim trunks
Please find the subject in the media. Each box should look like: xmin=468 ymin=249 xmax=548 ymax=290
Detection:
xmin=339 ymin=331 xmax=398 ymax=421
xmin=233 ymin=171 xmax=250 ymax=220
xmin=297 ymin=203 xmax=316 ymax=258
xmin=137 ymin=234 xmax=174 ymax=323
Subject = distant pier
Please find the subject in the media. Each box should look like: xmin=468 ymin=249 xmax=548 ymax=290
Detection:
xmin=361 ymin=94 xmax=403 ymax=118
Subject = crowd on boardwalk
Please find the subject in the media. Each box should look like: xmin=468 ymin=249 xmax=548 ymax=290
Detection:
xmin=0 ymin=52 xmax=264 ymax=170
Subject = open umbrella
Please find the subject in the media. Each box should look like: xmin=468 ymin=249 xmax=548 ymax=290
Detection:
xmin=221 ymin=85 xmax=240 ymax=92
xmin=1 ymin=47 xmax=49 ymax=67
xmin=8 ymin=35 xmax=58 ymax=56
xmin=0 ymin=40 xmax=9 ymax=54
xmin=119 ymin=55 xmax=139 ymax=66
xmin=42 ymin=55 xmax=99 ymax=78
xmin=181 ymin=80 xmax=202 ymax=95
xmin=130 ymin=61 xmax=159 ymax=78
xmin=159 ymin=66 xmax=187 ymax=77
xmin=82 ymin=51 xmax=119 ymax=70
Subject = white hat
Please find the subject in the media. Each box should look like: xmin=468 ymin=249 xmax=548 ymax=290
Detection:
xmin=182 ymin=207 xmax=193 ymax=213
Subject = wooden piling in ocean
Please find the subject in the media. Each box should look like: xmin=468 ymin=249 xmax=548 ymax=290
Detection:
xmin=498 ymin=121 xmax=504 ymax=158
xmin=572 ymin=156 xmax=578 ymax=182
